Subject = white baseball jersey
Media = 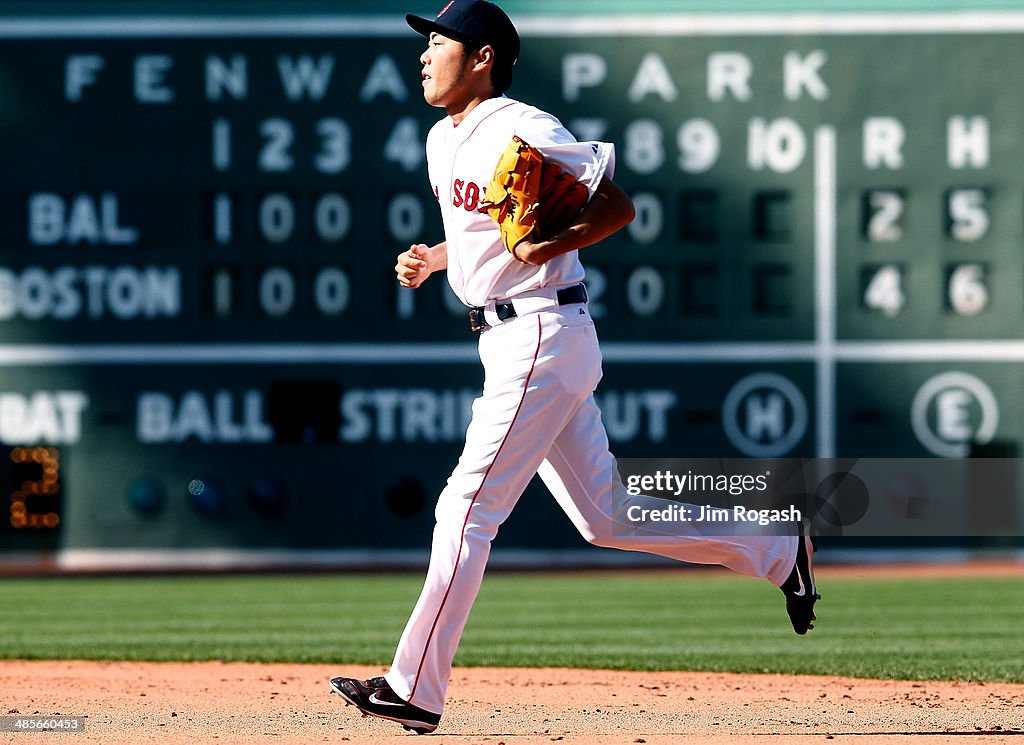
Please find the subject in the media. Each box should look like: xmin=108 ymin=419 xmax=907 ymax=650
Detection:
xmin=424 ymin=95 xmax=614 ymax=307
xmin=383 ymin=95 xmax=800 ymax=719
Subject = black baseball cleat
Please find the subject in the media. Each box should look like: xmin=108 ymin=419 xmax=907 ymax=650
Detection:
xmin=780 ymin=526 xmax=820 ymax=635
xmin=330 ymin=675 xmax=440 ymax=734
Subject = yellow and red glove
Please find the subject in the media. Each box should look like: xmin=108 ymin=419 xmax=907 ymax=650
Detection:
xmin=480 ymin=136 xmax=590 ymax=262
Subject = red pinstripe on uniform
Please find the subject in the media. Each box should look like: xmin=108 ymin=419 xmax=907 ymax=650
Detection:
xmin=408 ymin=314 xmax=543 ymax=701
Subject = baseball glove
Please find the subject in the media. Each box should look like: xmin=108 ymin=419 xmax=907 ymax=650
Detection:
xmin=480 ymin=136 xmax=590 ymax=262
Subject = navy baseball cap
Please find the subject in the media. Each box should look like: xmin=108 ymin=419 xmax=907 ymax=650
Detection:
xmin=406 ymin=0 xmax=520 ymax=65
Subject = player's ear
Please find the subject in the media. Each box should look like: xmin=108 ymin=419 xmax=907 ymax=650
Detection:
xmin=473 ymin=44 xmax=495 ymax=72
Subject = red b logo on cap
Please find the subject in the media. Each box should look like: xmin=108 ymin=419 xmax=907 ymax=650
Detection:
xmin=437 ymin=0 xmax=455 ymax=16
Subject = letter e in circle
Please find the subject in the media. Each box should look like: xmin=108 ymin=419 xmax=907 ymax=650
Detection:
xmin=910 ymin=371 xmax=998 ymax=457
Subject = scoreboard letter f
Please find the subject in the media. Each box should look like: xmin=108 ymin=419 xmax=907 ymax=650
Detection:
xmin=66 ymin=55 xmax=105 ymax=102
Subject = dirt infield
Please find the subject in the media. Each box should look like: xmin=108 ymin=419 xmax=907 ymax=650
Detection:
xmin=3 ymin=563 xmax=1023 ymax=744
xmin=3 ymin=660 xmax=1022 ymax=744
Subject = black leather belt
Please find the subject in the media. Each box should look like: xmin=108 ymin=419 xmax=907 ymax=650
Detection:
xmin=468 ymin=283 xmax=588 ymax=332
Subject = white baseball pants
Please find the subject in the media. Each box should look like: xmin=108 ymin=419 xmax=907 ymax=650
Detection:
xmin=384 ymin=305 xmax=798 ymax=715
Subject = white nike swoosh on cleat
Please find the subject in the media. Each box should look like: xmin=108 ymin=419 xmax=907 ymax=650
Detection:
xmin=793 ymin=573 xmax=806 ymax=597
xmin=368 ymin=692 xmax=408 ymax=708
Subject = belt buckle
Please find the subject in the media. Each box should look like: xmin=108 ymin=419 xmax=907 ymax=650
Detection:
xmin=468 ymin=308 xmax=487 ymax=332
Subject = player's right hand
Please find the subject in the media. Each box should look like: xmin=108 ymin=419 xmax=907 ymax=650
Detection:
xmin=395 ymin=244 xmax=431 ymax=289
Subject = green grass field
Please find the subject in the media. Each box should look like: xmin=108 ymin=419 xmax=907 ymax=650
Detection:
xmin=1 ymin=571 xmax=1021 ymax=682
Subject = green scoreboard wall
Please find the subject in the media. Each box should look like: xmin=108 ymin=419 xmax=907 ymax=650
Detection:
xmin=2 ymin=8 xmax=1024 ymax=558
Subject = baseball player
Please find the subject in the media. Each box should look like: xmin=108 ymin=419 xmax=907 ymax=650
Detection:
xmin=331 ymin=0 xmax=819 ymax=734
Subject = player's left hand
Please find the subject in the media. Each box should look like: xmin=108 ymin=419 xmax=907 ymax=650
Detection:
xmin=510 ymin=236 xmax=554 ymax=266
xmin=507 ymin=176 xmax=635 ymax=268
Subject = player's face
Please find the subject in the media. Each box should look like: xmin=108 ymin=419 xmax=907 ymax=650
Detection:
xmin=419 ymin=32 xmax=477 ymax=109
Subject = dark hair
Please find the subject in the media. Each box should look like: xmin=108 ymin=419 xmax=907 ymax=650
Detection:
xmin=462 ymin=41 xmax=514 ymax=94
